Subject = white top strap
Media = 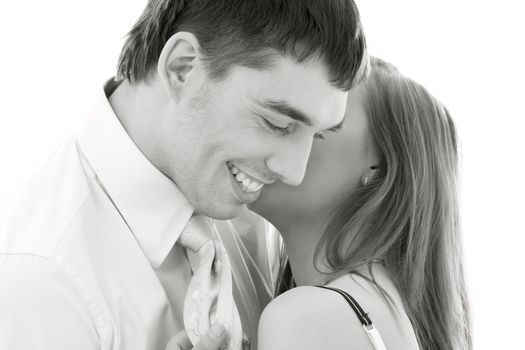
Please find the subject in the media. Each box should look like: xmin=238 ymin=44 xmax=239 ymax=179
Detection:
xmin=363 ymin=324 xmax=388 ymax=350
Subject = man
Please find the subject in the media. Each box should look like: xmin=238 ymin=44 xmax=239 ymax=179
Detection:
xmin=0 ymin=0 xmax=368 ymax=349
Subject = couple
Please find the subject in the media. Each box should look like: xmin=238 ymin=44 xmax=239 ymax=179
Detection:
xmin=0 ymin=1 xmax=470 ymax=350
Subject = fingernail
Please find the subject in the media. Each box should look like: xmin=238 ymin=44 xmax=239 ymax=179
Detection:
xmin=210 ymin=324 xmax=225 ymax=338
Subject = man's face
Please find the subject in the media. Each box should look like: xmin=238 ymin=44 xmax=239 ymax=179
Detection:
xmin=249 ymin=85 xmax=376 ymax=228
xmin=161 ymin=56 xmax=347 ymax=219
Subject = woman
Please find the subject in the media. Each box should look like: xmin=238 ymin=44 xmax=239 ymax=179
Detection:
xmin=250 ymin=57 xmax=471 ymax=350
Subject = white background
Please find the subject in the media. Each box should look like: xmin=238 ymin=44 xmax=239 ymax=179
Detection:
xmin=0 ymin=1 xmax=523 ymax=348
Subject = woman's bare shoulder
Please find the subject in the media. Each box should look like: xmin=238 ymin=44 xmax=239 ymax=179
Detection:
xmin=258 ymin=271 xmax=420 ymax=350
xmin=258 ymin=285 xmax=374 ymax=350
xmin=327 ymin=270 xmax=420 ymax=350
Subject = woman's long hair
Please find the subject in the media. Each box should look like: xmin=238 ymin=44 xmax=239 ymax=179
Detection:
xmin=312 ymin=58 xmax=471 ymax=350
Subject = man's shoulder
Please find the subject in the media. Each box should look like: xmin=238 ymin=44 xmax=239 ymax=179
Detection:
xmin=0 ymin=252 xmax=101 ymax=349
xmin=0 ymin=137 xmax=90 ymax=257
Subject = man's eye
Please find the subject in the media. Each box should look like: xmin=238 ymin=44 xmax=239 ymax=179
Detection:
xmin=314 ymin=132 xmax=325 ymax=140
xmin=262 ymin=118 xmax=289 ymax=134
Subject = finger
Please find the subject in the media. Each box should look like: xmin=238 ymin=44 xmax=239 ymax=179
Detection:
xmin=193 ymin=324 xmax=226 ymax=350
xmin=166 ymin=330 xmax=193 ymax=350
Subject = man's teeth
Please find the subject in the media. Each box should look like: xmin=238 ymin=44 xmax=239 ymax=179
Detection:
xmin=227 ymin=162 xmax=264 ymax=193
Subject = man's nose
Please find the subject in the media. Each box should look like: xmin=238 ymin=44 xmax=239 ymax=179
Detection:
xmin=266 ymin=137 xmax=313 ymax=186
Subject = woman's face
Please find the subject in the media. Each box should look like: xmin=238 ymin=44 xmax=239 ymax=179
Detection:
xmin=249 ymin=84 xmax=378 ymax=228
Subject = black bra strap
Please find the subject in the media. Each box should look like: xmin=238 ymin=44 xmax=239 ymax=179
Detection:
xmin=316 ymin=285 xmax=373 ymax=326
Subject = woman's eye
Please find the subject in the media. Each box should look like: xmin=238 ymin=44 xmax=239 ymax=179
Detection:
xmin=262 ymin=118 xmax=289 ymax=134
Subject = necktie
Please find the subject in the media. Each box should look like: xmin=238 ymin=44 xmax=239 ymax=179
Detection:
xmin=178 ymin=215 xmax=243 ymax=350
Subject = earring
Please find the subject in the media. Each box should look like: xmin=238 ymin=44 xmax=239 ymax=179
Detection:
xmin=361 ymin=166 xmax=379 ymax=186
xmin=361 ymin=174 xmax=371 ymax=186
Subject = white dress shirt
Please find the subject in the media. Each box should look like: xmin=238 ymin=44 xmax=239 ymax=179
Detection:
xmin=0 ymin=79 xmax=281 ymax=350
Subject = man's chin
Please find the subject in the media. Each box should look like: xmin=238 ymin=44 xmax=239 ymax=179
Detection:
xmin=196 ymin=202 xmax=246 ymax=220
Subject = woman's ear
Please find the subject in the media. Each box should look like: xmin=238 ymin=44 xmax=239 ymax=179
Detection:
xmin=157 ymin=31 xmax=201 ymax=102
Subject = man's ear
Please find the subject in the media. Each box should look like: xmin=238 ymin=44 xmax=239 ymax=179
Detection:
xmin=157 ymin=32 xmax=201 ymax=102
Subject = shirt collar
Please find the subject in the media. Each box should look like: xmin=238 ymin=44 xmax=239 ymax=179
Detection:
xmin=77 ymin=78 xmax=194 ymax=269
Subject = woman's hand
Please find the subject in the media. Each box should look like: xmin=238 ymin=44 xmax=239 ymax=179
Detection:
xmin=166 ymin=325 xmax=226 ymax=350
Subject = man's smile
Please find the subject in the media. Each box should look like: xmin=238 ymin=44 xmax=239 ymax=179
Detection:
xmin=227 ymin=161 xmax=265 ymax=193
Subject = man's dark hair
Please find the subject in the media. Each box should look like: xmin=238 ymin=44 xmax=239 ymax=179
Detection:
xmin=117 ymin=0 xmax=368 ymax=90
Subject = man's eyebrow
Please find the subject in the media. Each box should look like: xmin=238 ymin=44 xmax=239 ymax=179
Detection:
xmin=255 ymin=99 xmax=314 ymax=126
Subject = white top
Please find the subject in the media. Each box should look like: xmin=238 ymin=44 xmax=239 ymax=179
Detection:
xmin=0 ymin=79 xmax=281 ymax=350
